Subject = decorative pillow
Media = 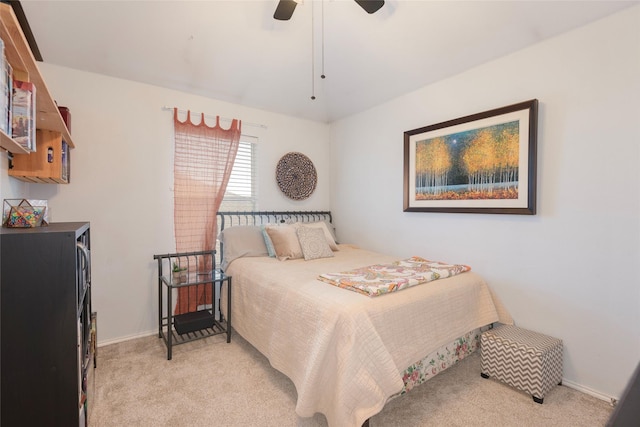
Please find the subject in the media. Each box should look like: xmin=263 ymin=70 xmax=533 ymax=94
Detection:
xmin=297 ymin=226 xmax=335 ymax=261
xmin=300 ymin=221 xmax=339 ymax=251
xmin=218 ymin=225 xmax=269 ymax=270
xmin=261 ymin=225 xmax=276 ymax=258
xmin=265 ymin=224 xmax=304 ymax=261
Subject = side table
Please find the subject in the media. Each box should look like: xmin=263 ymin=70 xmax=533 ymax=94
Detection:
xmin=153 ymin=250 xmax=232 ymax=360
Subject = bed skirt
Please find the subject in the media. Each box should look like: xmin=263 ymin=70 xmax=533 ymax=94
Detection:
xmin=394 ymin=326 xmax=487 ymax=399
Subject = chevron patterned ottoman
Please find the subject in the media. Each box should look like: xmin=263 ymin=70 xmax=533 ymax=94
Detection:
xmin=480 ymin=324 xmax=563 ymax=404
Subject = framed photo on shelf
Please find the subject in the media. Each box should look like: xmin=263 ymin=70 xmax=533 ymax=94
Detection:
xmin=403 ymin=99 xmax=538 ymax=215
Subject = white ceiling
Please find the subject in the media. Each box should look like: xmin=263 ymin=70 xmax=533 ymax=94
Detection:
xmin=21 ymin=0 xmax=637 ymax=123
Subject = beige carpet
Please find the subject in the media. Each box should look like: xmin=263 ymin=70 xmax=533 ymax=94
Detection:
xmin=89 ymin=332 xmax=614 ymax=427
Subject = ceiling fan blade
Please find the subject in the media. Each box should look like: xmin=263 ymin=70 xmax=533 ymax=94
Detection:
xmin=274 ymin=0 xmax=298 ymax=21
xmin=354 ymin=0 xmax=385 ymax=14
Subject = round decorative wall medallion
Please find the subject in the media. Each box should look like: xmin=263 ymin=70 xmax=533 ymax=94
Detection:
xmin=276 ymin=152 xmax=317 ymax=200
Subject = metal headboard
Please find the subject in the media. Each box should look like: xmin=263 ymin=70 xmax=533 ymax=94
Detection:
xmin=216 ymin=210 xmax=333 ymax=267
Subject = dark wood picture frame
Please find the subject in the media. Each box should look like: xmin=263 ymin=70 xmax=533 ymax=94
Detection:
xmin=403 ymin=99 xmax=538 ymax=214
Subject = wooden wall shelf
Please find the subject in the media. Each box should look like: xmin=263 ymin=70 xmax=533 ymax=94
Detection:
xmin=0 ymin=4 xmax=74 ymax=156
xmin=9 ymin=129 xmax=70 ymax=183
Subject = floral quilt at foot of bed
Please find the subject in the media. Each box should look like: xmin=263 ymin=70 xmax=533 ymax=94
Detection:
xmin=318 ymin=256 xmax=471 ymax=297
xmin=397 ymin=328 xmax=482 ymax=396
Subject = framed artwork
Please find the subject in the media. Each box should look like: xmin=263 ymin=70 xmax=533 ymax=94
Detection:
xmin=403 ymin=99 xmax=538 ymax=214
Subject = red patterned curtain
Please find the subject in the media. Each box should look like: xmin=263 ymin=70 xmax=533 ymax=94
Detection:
xmin=173 ymin=109 xmax=241 ymax=314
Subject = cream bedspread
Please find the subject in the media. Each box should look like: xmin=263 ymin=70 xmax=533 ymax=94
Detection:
xmin=221 ymin=245 xmax=512 ymax=427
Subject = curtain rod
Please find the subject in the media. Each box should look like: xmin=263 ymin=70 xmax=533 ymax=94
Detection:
xmin=162 ymin=106 xmax=267 ymax=129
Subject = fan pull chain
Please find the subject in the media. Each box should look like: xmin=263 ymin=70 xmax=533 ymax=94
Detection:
xmin=321 ymin=0 xmax=326 ymax=80
xmin=311 ymin=0 xmax=316 ymax=100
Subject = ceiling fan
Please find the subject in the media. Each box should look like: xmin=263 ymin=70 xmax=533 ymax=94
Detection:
xmin=274 ymin=0 xmax=385 ymax=21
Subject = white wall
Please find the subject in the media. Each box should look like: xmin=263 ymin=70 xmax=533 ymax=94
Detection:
xmin=1 ymin=3 xmax=636 ymax=405
xmin=0 ymin=64 xmax=330 ymax=343
xmin=0 ymin=154 xmax=27 ymax=199
xmin=330 ymin=6 xmax=640 ymax=400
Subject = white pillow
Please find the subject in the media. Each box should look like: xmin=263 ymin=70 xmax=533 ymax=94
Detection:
xmin=218 ymin=225 xmax=269 ymax=270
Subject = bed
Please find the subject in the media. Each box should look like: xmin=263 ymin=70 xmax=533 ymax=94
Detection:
xmin=215 ymin=211 xmax=512 ymax=427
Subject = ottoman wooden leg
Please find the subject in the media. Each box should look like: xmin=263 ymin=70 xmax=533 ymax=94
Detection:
xmin=481 ymin=373 xmax=490 ymax=379
xmin=533 ymin=396 xmax=544 ymax=404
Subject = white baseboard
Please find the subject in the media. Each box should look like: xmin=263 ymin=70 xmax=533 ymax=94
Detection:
xmin=97 ymin=330 xmax=157 ymax=348
xmin=562 ymin=378 xmax=618 ymax=406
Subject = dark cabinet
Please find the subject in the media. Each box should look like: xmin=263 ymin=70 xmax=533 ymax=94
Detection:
xmin=1 ymin=222 xmax=95 ymax=426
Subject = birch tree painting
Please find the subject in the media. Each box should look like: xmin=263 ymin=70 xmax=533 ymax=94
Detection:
xmin=415 ymin=120 xmax=520 ymax=200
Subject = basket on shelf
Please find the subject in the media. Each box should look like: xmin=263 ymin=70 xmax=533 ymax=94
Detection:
xmin=2 ymin=198 xmax=48 ymax=228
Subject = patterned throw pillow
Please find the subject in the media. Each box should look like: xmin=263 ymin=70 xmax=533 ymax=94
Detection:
xmin=297 ymin=226 xmax=334 ymax=261
xmin=300 ymin=221 xmax=339 ymax=251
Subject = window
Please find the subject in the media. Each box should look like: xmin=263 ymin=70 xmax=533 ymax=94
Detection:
xmin=219 ymin=136 xmax=257 ymax=211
